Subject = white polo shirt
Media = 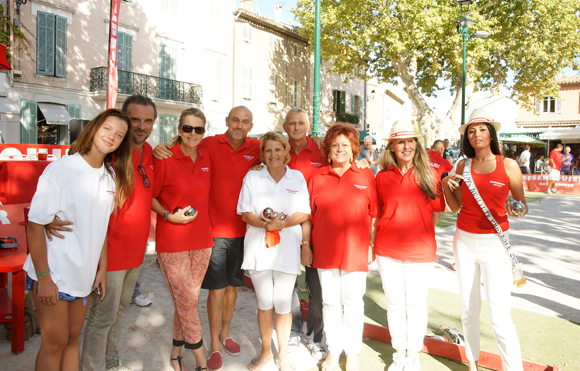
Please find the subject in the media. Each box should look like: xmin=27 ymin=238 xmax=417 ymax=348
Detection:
xmin=23 ymin=153 xmax=116 ymax=297
xmin=237 ymin=166 xmax=310 ymax=275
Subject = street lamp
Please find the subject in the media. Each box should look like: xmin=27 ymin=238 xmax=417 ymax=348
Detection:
xmin=367 ymin=89 xmax=376 ymax=102
xmin=15 ymin=0 xmax=28 ymax=15
xmin=456 ymin=0 xmax=489 ymax=127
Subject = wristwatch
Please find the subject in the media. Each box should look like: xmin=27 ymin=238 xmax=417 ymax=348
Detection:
xmin=163 ymin=211 xmax=171 ymax=221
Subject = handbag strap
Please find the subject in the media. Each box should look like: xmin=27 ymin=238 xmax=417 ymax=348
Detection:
xmin=463 ymin=158 xmax=527 ymax=287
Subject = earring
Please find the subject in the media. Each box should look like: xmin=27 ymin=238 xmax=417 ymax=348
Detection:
xmin=328 ymin=155 xmax=331 ymax=163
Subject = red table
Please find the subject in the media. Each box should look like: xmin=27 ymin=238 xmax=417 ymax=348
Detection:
xmin=0 ymin=244 xmax=27 ymax=353
xmin=0 ymin=160 xmax=51 ymax=205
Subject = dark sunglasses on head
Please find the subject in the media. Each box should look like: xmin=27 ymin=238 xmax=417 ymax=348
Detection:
xmin=181 ymin=125 xmax=205 ymax=135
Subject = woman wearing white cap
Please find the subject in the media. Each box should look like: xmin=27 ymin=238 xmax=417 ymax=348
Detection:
xmin=374 ymin=121 xmax=444 ymax=371
xmin=443 ymin=108 xmax=528 ymax=371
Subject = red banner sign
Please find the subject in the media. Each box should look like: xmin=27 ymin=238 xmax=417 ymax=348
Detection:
xmin=522 ymin=174 xmax=580 ymax=194
xmin=106 ymin=0 xmax=121 ymax=109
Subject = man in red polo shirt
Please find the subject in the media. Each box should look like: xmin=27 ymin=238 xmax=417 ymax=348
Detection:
xmin=428 ymin=140 xmax=453 ymax=181
xmin=154 ymin=106 xmax=261 ymax=371
xmin=283 ymin=108 xmax=328 ymax=360
xmin=548 ymin=143 xmax=563 ymax=193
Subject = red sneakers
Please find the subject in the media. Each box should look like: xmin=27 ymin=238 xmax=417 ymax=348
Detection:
xmin=207 ymin=351 xmax=222 ymax=371
xmin=220 ymin=337 xmax=241 ymax=356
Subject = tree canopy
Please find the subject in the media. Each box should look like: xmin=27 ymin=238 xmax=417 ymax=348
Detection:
xmin=293 ymin=0 xmax=580 ymax=142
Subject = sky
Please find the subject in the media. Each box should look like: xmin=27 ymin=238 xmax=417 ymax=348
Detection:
xmin=239 ymin=1 xmax=579 ymax=119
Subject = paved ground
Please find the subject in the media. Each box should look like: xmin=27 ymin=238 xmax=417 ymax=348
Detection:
xmin=1 ymin=193 xmax=579 ymax=370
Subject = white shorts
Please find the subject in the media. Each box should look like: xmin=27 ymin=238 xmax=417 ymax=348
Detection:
xmin=549 ymin=168 xmax=560 ymax=181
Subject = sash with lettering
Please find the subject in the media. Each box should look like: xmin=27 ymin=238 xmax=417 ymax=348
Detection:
xmin=463 ymin=158 xmax=527 ymax=287
xmin=106 ymin=0 xmax=121 ymax=109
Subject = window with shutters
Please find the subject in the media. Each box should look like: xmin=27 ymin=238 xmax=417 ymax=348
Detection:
xmin=159 ymin=114 xmax=178 ymax=143
xmin=333 ymin=90 xmax=346 ymax=113
xmin=117 ymin=32 xmax=133 ymax=94
xmin=209 ymin=0 xmax=222 ymax=33
xmin=535 ymin=96 xmax=561 ymax=114
xmin=162 ymin=0 xmax=178 ymax=17
xmin=242 ymin=65 xmax=252 ymax=99
xmin=20 ymin=100 xmax=37 ymax=144
xmin=36 ymin=12 xmax=67 ymax=78
xmin=242 ymin=23 xmax=252 ymax=43
xmin=159 ymin=44 xmax=178 ymax=100
xmin=351 ymin=94 xmax=361 ymax=117
xmin=292 ymin=79 xmax=301 ymax=107
xmin=207 ymin=57 xmax=222 ymax=102
xmin=268 ymin=74 xmax=277 ymax=103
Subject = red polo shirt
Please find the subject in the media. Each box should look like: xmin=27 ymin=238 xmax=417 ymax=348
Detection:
xmin=107 ymin=143 xmax=154 ymax=271
xmin=308 ymin=164 xmax=378 ymax=272
xmin=550 ymin=149 xmax=562 ymax=170
xmin=288 ymin=137 xmax=327 ymax=182
xmin=153 ymin=145 xmax=213 ymax=252
xmin=428 ymin=150 xmax=453 ymax=179
xmin=375 ymin=166 xmax=444 ymax=263
xmin=199 ymin=133 xmax=261 ymax=238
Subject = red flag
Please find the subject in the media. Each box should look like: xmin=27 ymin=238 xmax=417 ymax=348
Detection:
xmin=106 ymin=0 xmax=121 ymax=109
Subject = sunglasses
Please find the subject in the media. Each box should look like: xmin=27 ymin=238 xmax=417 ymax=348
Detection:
xmin=181 ymin=125 xmax=205 ymax=135
xmin=138 ymin=165 xmax=151 ymax=188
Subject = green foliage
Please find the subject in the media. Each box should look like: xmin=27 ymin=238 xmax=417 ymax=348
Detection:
xmin=293 ymin=0 xmax=580 ymax=109
xmin=336 ymin=112 xmax=360 ymax=124
xmin=0 ymin=4 xmax=34 ymax=64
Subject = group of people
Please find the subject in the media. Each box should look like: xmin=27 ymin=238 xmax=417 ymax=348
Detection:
xmin=23 ymin=95 xmax=528 ymax=371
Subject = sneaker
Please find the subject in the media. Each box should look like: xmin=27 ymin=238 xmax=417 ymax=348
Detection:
xmin=552 ymin=189 xmax=558 ymax=194
xmin=106 ymin=360 xmax=132 ymax=371
xmin=207 ymin=351 xmax=223 ymax=371
xmin=387 ymin=352 xmax=406 ymax=371
xmin=304 ymin=339 xmax=327 ymax=360
xmin=288 ymin=335 xmax=301 ymax=354
xmin=131 ymin=295 xmax=152 ymax=307
xmin=405 ymin=354 xmax=421 ymax=371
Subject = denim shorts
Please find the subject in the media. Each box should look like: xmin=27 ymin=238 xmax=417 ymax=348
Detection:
xmin=26 ymin=275 xmax=88 ymax=306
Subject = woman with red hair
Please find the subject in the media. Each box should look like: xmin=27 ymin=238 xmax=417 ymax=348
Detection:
xmin=303 ymin=123 xmax=378 ymax=371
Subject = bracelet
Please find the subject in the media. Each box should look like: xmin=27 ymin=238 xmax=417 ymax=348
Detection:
xmin=301 ymin=241 xmax=310 ymax=245
xmin=163 ymin=211 xmax=171 ymax=221
xmin=264 ymin=222 xmax=269 ymax=231
xmin=36 ymin=269 xmax=50 ymax=278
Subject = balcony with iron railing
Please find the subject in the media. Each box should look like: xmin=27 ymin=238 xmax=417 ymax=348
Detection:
xmin=89 ymin=67 xmax=203 ymax=104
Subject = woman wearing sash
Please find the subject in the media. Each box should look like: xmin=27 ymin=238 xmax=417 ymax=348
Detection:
xmin=443 ymin=109 xmax=528 ymax=371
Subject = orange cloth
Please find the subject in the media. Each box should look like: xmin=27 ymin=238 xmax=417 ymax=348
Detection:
xmin=265 ymin=230 xmax=281 ymax=248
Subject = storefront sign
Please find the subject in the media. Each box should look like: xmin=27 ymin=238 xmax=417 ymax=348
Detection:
xmin=522 ymin=174 xmax=580 ymax=194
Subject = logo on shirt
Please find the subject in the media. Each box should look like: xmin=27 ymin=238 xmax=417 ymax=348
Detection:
xmin=429 ymin=162 xmax=440 ymax=169
xmin=201 ymin=167 xmax=209 ymax=172
xmin=244 ymin=155 xmax=255 ymax=161
xmin=490 ymin=180 xmax=505 ymax=188
xmin=150 ymin=165 xmax=154 ymax=170
xmin=107 ymin=190 xmax=116 ymax=196
xmin=311 ymin=162 xmax=323 ymax=168
xmin=286 ymin=189 xmax=298 ymax=194
xmin=354 ymin=184 xmax=367 ymax=190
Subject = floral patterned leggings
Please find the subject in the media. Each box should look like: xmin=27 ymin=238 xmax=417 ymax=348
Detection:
xmin=158 ymin=248 xmax=212 ymax=348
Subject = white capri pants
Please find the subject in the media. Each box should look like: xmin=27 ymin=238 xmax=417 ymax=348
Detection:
xmin=453 ymin=228 xmax=523 ymax=371
xmin=376 ymin=255 xmax=434 ymax=352
xmin=248 ymin=270 xmax=297 ymax=314
xmin=318 ymin=268 xmax=367 ymax=355
xmin=549 ymin=168 xmax=560 ymax=181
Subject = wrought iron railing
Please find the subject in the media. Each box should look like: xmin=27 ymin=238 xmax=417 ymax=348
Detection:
xmin=89 ymin=67 xmax=202 ymax=104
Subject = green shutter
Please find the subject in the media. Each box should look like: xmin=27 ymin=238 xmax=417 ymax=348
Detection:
xmin=160 ymin=44 xmax=168 ymax=78
xmin=117 ymin=32 xmax=125 ymax=71
xmin=55 ymin=15 xmax=67 ymax=78
xmin=339 ymin=91 xmax=346 ymax=114
xmin=351 ymin=94 xmax=355 ymax=113
xmin=37 ymin=12 xmax=55 ymax=76
xmin=67 ymin=104 xmax=81 ymax=119
xmin=333 ymin=90 xmax=338 ymax=112
xmin=125 ymin=34 xmax=133 ymax=72
xmin=20 ymin=100 xmax=38 ymax=144
xmin=359 ymin=96 xmax=363 ymax=118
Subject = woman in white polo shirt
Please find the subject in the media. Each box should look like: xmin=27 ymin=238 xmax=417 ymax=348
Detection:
xmin=237 ymin=131 xmax=310 ymax=371
xmin=23 ymin=109 xmax=134 ymax=371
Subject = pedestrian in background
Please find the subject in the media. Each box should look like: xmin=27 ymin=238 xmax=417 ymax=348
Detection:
xmin=237 ymin=131 xmax=310 ymax=371
xmin=152 ymin=108 xmax=213 ymax=371
xmin=560 ymin=146 xmax=574 ymax=175
xmin=24 ymin=109 xmax=134 ymax=371
xmin=358 ymin=136 xmax=380 ymax=176
xmin=518 ymin=145 xmax=531 ymax=174
xmin=547 ymin=144 xmax=563 ymax=193
xmin=375 ymin=121 xmax=444 ymax=371
xmin=443 ymin=108 xmax=528 ymax=371
xmin=305 ymin=124 xmax=378 ymax=371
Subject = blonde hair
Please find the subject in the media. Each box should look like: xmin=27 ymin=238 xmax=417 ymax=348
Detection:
xmin=380 ymin=137 xmax=437 ymax=199
xmin=169 ymin=107 xmax=207 ymax=147
xmin=260 ymin=131 xmax=291 ymax=164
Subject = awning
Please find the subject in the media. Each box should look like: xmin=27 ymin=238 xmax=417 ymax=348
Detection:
xmin=539 ymin=128 xmax=580 ymax=141
xmin=358 ymin=130 xmax=376 ymax=145
xmin=500 ymin=136 xmax=547 ymax=146
xmin=0 ymin=98 xmax=18 ymax=114
xmin=38 ymin=103 xmax=71 ymax=125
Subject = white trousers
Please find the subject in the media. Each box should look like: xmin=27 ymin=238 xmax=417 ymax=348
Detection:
xmin=318 ymin=269 xmax=367 ymax=355
xmin=453 ymin=228 xmax=523 ymax=371
xmin=249 ymin=270 xmax=297 ymax=314
xmin=376 ymin=255 xmax=434 ymax=352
